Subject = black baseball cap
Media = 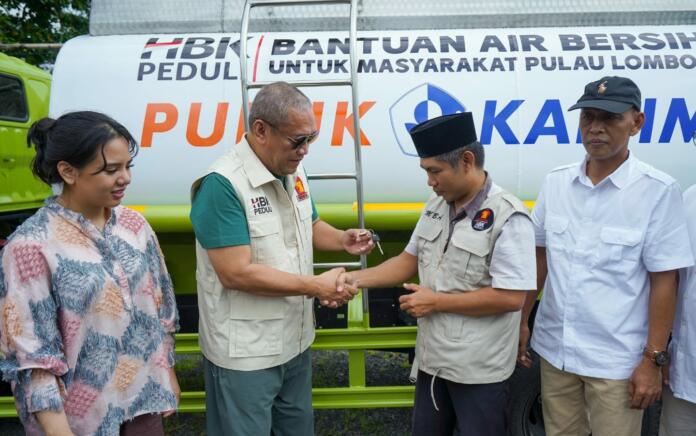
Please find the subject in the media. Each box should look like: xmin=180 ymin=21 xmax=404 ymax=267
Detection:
xmin=568 ymin=76 xmax=642 ymax=113
xmin=408 ymin=112 xmax=477 ymax=158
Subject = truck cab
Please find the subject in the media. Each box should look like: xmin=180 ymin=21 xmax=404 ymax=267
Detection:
xmin=0 ymin=53 xmax=51 ymax=245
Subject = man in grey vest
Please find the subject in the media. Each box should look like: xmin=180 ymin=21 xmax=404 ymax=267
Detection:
xmin=190 ymin=82 xmax=374 ymax=436
xmin=338 ymin=112 xmax=536 ymax=435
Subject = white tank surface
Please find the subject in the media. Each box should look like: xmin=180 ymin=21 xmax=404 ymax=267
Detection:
xmin=50 ymin=26 xmax=696 ymax=206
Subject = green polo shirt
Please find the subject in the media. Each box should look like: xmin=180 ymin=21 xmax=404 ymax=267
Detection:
xmin=190 ymin=172 xmax=318 ymax=249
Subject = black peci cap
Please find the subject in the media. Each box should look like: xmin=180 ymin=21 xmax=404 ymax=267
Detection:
xmin=568 ymin=76 xmax=641 ymax=114
xmin=408 ymin=112 xmax=477 ymax=158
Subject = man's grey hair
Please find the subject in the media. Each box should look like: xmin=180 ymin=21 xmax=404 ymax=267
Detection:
xmin=249 ymin=82 xmax=312 ymax=128
xmin=434 ymin=141 xmax=485 ymax=169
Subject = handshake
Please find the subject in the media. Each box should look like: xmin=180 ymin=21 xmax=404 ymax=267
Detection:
xmin=311 ymin=267 xmax=360 ymax=308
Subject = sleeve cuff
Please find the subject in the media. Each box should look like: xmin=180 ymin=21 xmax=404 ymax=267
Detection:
xmin=26 ymin=371 xmax=64 ymax=414
xmin=491 ymin=277 xmax=537 ymax=291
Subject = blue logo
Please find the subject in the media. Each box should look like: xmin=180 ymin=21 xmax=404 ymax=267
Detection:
xmin=389 ymin=83 xmax=467 ymax=157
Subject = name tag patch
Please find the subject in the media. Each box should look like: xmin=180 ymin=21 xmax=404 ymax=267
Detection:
xmin=472 ymin=208 xmax=494 ymax=231
xmin=424 ymin=210 xmax=444 ymax=220
xmin=251 ymin=196 xmax=273 ymax=215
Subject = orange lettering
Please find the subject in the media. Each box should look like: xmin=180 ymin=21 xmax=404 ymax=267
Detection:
xmin=186 ymin=102 xmax=229 ymax=147
xmin=313 ymin=101 xmax=324 ymax=131
xmin=141 ymin=103 xmax=178 ymax=147
xmin=331 ymin=101 xmax=375 ymax=146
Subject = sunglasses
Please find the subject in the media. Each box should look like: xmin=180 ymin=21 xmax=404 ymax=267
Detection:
xmin=261 ymin=119 xmax=319 ymax=150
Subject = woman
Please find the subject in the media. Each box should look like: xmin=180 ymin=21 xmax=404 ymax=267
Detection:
xmin=0 ymin=111 xmax=179 ymax=435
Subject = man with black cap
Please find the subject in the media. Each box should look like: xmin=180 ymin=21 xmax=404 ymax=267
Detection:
xmin=337 ymin=112 xmax=536 ymax=435
xmin=518 ymin=76 xmax=694 ymax=436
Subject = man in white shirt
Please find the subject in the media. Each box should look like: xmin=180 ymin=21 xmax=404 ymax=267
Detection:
xmin=659 ymin=184 xmax=696 ymax=436
xmin=518 ymin=76 xmax=694 ymax=436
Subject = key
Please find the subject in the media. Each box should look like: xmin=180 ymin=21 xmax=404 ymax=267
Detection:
xmin=371 ymin=231 xmax=384 ymax=255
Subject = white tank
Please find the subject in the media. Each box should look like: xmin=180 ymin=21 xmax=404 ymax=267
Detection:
xmin=49 ymin=26 xmax=696 ymax=206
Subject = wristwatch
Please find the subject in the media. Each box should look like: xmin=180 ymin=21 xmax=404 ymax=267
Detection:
xmin=643 ymin=347 xmax=670 ymax=367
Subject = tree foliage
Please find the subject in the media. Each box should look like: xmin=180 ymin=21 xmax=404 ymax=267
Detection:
xmin=0 ymin=0 xmax=89 ymax=66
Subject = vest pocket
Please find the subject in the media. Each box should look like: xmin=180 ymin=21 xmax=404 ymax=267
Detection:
xmin=229 ymin=316 xmax=283 ymax=358
xmin=416 ymin=224 xmax=442 ymax=267
xmin=449 ymin=232 xmax=491 ymax=285
xmin=249 ymin=219 xmax=283 ymax=263
xmin=434 ymin=312 xmax=480 ymax=343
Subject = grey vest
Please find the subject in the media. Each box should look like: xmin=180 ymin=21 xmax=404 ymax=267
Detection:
xmin=412 ymin=184 xmax=530 ymax=384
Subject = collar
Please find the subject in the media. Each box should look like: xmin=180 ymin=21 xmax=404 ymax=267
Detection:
xmin=44 ymin=196 xmax=116 ymax=240
xmin=450 ymin=172 xmax=492 ymax=222
xmin=575 ymin=151 xmax=633 ymax=189
xmin=236 ymin=136 xmax=278 ymax=189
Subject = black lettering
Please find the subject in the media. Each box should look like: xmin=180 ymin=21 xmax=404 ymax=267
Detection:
xmin=298 ymin=39 xmax=324 ymax=55
xmin=157 ymin=63 xmax=174 ymax=80
xmin=395 ymin=58 xmax=409 ymax=73
xmin=272 ymin=39 xmax=295 ymax=55
xmin=327 ymin=38 xmax=349 ymax=55
xmin=638 ymin=33 xmax=666 ymax=50
xmin=383 ymin=37 xmax=409 ymax=54
xmin=520 ymin=34 xmax=547 ymax=51
xmin=587 ymin=34 xmax=611 ymax=50
xmin=200 ymin=62 xmax=220 ymax=80
xmin=480 ymin=35 xmax=507 ymax=52
xmin=269 ymin=60 xmax=283 ymax=74
xmin=181 ymin=37 xmax=215 ymax=59
xmin=525 ymin=57 xmax=539 ymax=71
xmin=317 ymin=60 xmax=332 ymax=73
xmin=411 ymin=37 xmax=437 ymax=53
xmin=611 ymin=33 xmax=640 ymax=50
xmin=176 ymin=62 xmax=197 ymax=80
xmin=215 ymin=37 xmax=240 ymax=59
xmin=137 ymin=63 xmax=155 ymax=80
xmin=333 ymin=59 xmax=348 ymax=73
xmin=358 ymin=59 xmax=376 ymax=73
xmin=676 ymin=32 xmax=696 ymax=49
xmin=439 ymin=58 xmax=454 ymax=72
xmin=559 ymin=34 xmax=584 ymax=51
xmin=358 ymin=37 xmax=378 ymax=54
xmin=223 ymin=62 xmax=238 ymax=80
xmin=378 ymin=59 xmax=394 ymax=73
xmin=440 ymin=35 xmax=466 ymax=53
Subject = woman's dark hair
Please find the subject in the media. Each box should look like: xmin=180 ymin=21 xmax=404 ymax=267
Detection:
xmin=27 ymin=111 xmax=139 ymax=185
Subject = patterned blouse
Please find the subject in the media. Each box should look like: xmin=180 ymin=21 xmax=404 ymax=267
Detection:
xmin=0 ymin=197 xmax=179 ymax=435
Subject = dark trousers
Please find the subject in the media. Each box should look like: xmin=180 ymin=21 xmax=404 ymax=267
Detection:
xmin=412 ymin=370 xmax=508 ymax=436
xmin=120 ymin=413 xmax=164 ymax=436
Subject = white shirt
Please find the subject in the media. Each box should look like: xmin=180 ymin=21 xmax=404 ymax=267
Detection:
xmin=669 ymin=184 xmax=696 ymax=403
xmin=531 ymin=153 xmax=694 ymax=379
xmin=405 ymin=184 xmax=536 ymax=291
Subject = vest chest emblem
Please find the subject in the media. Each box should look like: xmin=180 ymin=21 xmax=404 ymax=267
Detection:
xmin=294 ymin=176 xmax=309 ymax=201
xmin=251 ymin=196 xmax=273 ymax=215
xmin=472 ymin=208 xmax=494 ymax=231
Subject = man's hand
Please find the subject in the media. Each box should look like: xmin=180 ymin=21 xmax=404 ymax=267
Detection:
xmin=163 ymin=367 xmax=180 ymax=417
xmin=341 ymin=229 xmax=375 ymax=255
xmin=517 ymin=321 xmax=533 ymax=368
xmin=628 ymin=358 xmax=662 ymax=409
xmin=313 ymin=268 xmax=358 ymax=308
xmin=399 ymin=283 xmax=438 ymax=318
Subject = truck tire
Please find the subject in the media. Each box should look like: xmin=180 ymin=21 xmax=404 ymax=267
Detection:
xmin=508 ymin=351 xmax=545 ymax=436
